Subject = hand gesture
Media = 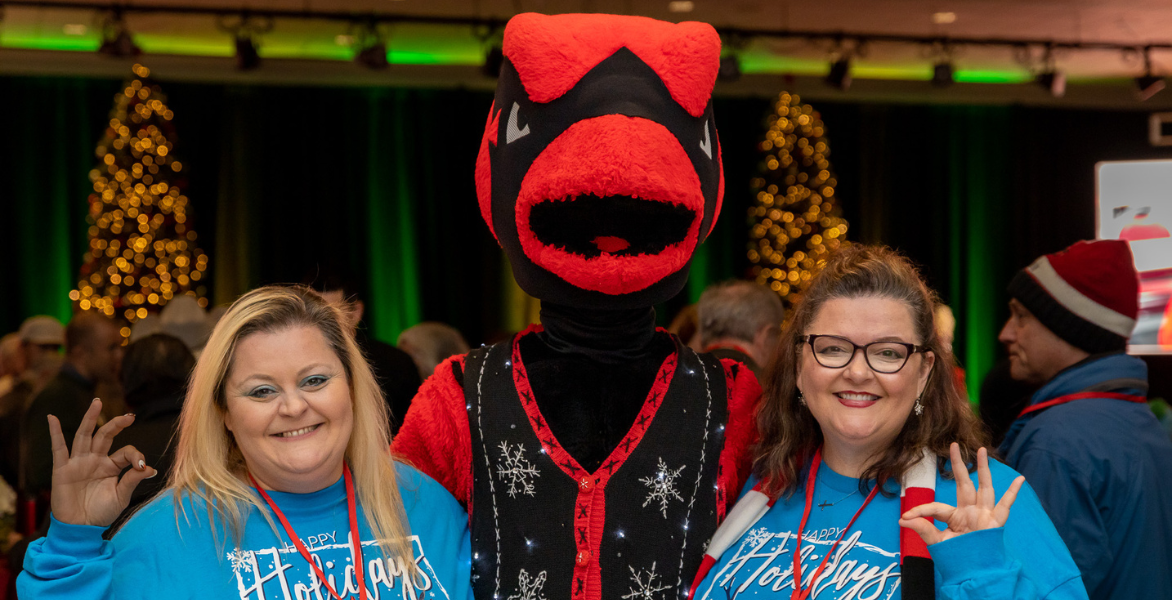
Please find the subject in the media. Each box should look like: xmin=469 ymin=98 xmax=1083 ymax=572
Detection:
xmin=898 ymin=443 xmax=1025 ymax=546
xmin=48 ymin=398 xmax=157 ymax=527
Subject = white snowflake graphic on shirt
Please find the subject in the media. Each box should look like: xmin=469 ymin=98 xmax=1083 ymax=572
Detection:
xmin=622 ymin=561 xmax=671 ymax=600
xmin=506 ymin=569 xmax=548 ymax=600
xmin=496 ymin=441 xmax=541 ymax=498
xmin=226 ymin=548 xmax=253 ymax=574
xmin=640 ymin=457 xmax=685 ymax=518
xmin=741 ymin=527 xmax=773 ymax=552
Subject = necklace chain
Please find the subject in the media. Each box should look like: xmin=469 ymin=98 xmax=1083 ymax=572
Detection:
xmin=817 ymin=488 xmax=858 ymax=510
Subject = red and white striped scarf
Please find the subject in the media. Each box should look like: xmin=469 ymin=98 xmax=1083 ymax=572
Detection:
xmin=688 ymin=448 xmax=938 ymax=600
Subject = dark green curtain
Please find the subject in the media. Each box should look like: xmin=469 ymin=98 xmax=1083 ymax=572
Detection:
xmin=0 ymin=78 xmax=116 ymax=330
xmin=3 ymin=75 xmax=1167 ymax=403
xmin=134 ymin=82 xmax=500 ymax=345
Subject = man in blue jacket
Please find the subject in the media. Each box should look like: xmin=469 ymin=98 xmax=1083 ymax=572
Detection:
xmin=998 ymin=239 xmax=1172 ymax=600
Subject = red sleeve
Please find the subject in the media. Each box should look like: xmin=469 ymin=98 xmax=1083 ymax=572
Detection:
xmin=715 ymin=358 xmax=762 ymax=522
xmin=392 ymin=355 xmax=474 ymax=510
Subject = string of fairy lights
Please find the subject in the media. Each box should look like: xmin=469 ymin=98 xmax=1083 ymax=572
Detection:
xmin=748 ymin=92 xmax=849 ymax=309
xmin=71 ymin=63 xmax=208 ymax=332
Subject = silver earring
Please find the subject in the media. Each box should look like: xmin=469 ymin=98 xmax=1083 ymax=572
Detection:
xmin=797 ymin=390 xmax=806 ymax=407
xmin=914 ymin=397 xmax=924 ymax=416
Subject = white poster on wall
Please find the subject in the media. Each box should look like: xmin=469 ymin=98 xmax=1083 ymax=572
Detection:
xmin=1096 ymin=159 xmax=1172 ymax=354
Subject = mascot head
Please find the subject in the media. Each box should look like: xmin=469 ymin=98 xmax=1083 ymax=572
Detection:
xmin=475 ymin=13 xmax=724 ymax=309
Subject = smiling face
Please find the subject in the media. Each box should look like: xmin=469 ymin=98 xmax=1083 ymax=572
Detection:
xmin=796 ymin=296 xmax=935 ymax=472
xmin=223 ymin=325 xmax=353 ymax=493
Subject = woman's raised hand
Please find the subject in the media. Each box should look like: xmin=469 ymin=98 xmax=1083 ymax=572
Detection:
xmin=48 ymin=398 xmax=157 ymax=527
xmin=898 ymin=442 xmax=1025 ymax=546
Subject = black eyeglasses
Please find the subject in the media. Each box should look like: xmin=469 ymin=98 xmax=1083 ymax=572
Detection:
xmin=799 ymin=334 xmax=927 ymax=374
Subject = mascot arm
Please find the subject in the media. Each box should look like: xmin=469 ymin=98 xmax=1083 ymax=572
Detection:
xmin=715 ymin=358 xmax=762 ymax=522
xmin=392 ymin=355 xmax=474 ymax=509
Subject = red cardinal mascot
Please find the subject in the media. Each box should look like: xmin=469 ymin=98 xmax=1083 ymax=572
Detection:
xmin=394 ymin=13 xmax=761 ymax=600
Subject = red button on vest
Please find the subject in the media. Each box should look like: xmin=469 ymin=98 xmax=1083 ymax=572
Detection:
xmin=576 ymin=550 xmax=590 ymax=566
xmin=579 ymin=477 xmax=593 ymax=492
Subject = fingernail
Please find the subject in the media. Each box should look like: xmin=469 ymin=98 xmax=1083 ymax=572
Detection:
xmin=125 ymin=413 xmax=136 ymax=418
xmin=146 ymin=469 xmax=158 ymax=479
xmin=92 ymin=398 xmax=99 ymax=404
xmin=138 ymin=460 xmax=145 ymax=469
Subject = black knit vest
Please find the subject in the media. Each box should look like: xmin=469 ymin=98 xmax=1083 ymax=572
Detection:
xmin=464 ymin=332 xmax=729 ymax=600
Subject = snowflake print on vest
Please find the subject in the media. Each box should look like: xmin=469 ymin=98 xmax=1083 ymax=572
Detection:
xmin=508 ymin=569 xmax=548 ymax=600
xmin=641 ymin=457 xmax=685 ymax=518
xmin=623 ymin=562 xmax=671 ymax=600
xmin=465 ymin=328 xmax=729 ymax=600
xmin=497 ymin=441 xmax=541 ymax=498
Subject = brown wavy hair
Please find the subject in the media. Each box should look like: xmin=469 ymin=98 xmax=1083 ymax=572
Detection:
xmin=754 ymin=245 xmax=989 ymax=498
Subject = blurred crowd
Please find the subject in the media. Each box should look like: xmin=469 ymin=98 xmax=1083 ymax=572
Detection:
xmin=1 ymin=243 xmax=1170 ymax=600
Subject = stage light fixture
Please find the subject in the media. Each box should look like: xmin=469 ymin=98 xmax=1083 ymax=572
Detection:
xmin=932 ymin=61 xmax=954 ymax=87
xmin=483 ymin=45 xmax=504 ymax=78
xmin=718 ymin=55 xmax=741 ymax=82
xmin=356 ymin=41 xmax=388 ymax=69
xmin=1135 ymin=47 xmax=1165 ymax=101
xmin=235 ymin=35 xmax=261 ymax=70
xmin=99 ymin=13 xmax=141 ymax=58
xmin=353 ymin=21 xmax=389 ymax=69
xmin=825 ymin=57 xmax=851 ymax=91
xmin=1137 ymin=75 xmax=1166 ymax=101
xmin=1036 ymin=70 xmax=1065 ymax=97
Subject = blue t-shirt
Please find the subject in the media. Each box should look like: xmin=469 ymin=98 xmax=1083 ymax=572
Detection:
xmin=695 ymin=459 xmax=1086 ymax=600
xmin=20 ymin=463 xmax=473 ymax=600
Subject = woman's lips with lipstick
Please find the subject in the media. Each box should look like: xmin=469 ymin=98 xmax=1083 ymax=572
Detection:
xmin=834 ymin=391 xmax=881 ymax=408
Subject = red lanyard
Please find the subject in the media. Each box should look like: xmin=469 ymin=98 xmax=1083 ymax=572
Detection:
xmin=250 ymin=464 xmax=367 ymax=600
xmin=1016 ymin=391 xmax=1147 ymax=419
xmin=791 ymin=448 xmax=880 ymax=600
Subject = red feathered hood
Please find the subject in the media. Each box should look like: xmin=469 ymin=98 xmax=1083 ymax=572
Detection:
xmin=475 ymin=13 xmax=725 ymax=309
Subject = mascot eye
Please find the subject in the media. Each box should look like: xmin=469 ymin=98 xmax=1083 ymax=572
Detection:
xmin=506 ymin=102 xmax=531 ymax=144
xmin=699 ymin=118 xmax=713 ymax=159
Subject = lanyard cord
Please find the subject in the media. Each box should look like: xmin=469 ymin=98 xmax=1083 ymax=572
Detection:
xmin=250 ymin=464 xmax=367 ymax=600
xmin=1016 ymin=391 xmax=1147 ymax=419
xmin=790 ymin=448 xmax=880 ymax=600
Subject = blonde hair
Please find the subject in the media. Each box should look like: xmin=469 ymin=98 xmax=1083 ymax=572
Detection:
xmin=167 ymin=286 xmax=414 ymax=566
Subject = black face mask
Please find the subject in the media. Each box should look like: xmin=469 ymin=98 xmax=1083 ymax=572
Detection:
xmin=476 ymin=40 xmax=724 ymax=310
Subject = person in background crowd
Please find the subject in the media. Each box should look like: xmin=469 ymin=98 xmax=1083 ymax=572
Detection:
xmin=127 ymin=296 xmax=214 ymax=359
xmin=15 ymin=317 xmax=65 ymax=391
xmin=21 ymin=312 xmax=123 ymax=497
xmin=692 ymin=245 xmax=1085 ymax=600
xmin=977 ymin=359 xmax=1038 ymax=447
xmin=158 ymin=295 xmax=214 ymax=358
xmin=396 ymin=322 xmax=471 ymax=380
xmin=17 ymin=286 xmax=473 ymax=599
xmin=667 ymin=303 xmax=702 ymax=351
xmin=306 ymin=269 xmax=422 ymax=433
xmin=934 ymin=303 xmax=968 ymax=399
xmin=1 ymin=317 xmax=66 ymax=493
xmin=697 ymin=280 xmax=785 ymax=381
xmin=106 ymin=333 xmax=194 ymax=529
xmin=0 ymin=334 xmax=29 ymax=488
xmin=998 ymin=239 xmax=1172 ymax=600
xmin=0 ymin=333 xmax=23 ymax=399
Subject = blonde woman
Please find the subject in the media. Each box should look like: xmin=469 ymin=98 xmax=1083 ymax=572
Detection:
xmin=19 ymin=287 xmax=472 ymax=600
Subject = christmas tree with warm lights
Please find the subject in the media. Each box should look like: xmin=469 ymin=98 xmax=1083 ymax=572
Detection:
xmin=72 ymin=63 xmax=209 ymax=326
xmin=748 ymin=92 xmax=849 ymax=311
